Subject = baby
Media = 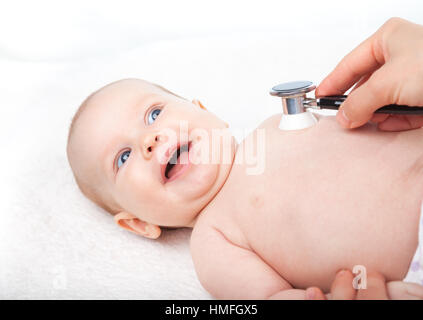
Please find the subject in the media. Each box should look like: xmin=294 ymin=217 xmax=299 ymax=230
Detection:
xmin=67 ymin=78 xmax=423 ymax=299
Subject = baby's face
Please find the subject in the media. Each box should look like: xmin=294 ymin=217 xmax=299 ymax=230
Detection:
xmin=70 ymin=79 xmax=235 ymax=229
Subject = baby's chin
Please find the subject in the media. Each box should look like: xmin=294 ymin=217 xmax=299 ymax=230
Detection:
xmin=165 ymin=139 xmax=235 ymax=208
xmin=164 ymin=158 xmax=221 ymax=201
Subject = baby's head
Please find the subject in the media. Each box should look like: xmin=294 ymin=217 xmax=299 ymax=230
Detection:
xmin=67 ymin=79 xmax=236 ymax=239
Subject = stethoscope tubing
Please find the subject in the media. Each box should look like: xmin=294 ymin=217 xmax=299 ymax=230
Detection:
xmin=319 ymin=95 xmax=423 ymax=115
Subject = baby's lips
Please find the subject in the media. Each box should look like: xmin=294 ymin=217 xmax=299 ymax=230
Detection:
xmin=156 ymin=152 xmax=169 ymax=183
xmin=156 ymin=139 xmax=193 ymax=184
xmin=153 ymin=142 xmax=171 ymax=183
xmin=187 ymin=140 xmax=202 ymax=164
xmin=155 ymin=140 xmax=175 ymax=165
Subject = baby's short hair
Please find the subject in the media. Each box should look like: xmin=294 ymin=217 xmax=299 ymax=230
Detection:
xmin=66 ymin=79 xmax=186 ymax=216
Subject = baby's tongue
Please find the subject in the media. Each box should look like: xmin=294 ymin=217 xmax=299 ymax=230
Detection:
xmin=167 ymin=150 xmax=190 ymax=179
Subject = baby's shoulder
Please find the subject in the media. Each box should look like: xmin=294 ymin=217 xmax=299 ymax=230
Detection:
xmin=191 ymin=208 xmax=251 ymax=257
xmin=191 ymin=207 xmax=225 ymax=244
xmin=190 ymin=215 xmax=221 ymax=255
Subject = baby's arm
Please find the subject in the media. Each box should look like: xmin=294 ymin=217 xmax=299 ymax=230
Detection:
xmin=190 ymin=224 xmax=307 ymax=300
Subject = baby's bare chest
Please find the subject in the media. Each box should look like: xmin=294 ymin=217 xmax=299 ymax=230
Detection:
xmin=206 ymin=115 xmax=423 ymax=290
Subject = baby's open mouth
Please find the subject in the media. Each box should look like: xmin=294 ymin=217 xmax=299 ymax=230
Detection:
xmin=164 ymin=141 xmax=192 ymax=182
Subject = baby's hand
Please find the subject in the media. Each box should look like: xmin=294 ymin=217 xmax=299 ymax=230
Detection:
xmin=316 ymin=17 xmax=423 ymax=131
xmin=306 ymin=269 xmax=423 ymax=300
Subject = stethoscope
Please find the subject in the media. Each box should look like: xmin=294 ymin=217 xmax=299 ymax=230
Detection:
xmin=270 ymin=81 xmax=423 ymax=130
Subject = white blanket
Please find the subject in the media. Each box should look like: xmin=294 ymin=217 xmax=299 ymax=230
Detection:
xmin=1 ymin=0 xmax=421 ymax=299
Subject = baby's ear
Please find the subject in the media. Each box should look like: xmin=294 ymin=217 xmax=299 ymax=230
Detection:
xmin=192 ymin=99 xmax=207 ymax=110
xmin=114 ymin=212 xmax=161 ymax=239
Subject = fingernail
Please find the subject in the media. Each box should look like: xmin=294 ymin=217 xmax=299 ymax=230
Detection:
xmin=306 ymin=288 xmax=315 ymax=300
xmin=337 ymin=106 xmax=351 ymax=128
xmin=337 ymin=269 xmax=347 ymax=276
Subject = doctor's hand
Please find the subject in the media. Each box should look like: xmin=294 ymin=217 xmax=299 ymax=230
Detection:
xmin=316 ymin=17 xmax=423 ymax=131
xmin=306 ymin=269 xmax=423 ymax=300
xmin=306 ymin=270 xmax=389 ymax=300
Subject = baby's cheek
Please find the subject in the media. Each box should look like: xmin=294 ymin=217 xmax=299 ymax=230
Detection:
xmin=115 ymin=172 xmax=150 ymax=208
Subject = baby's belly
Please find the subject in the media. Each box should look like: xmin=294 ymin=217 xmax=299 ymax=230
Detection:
xmin=213 ymin=114 xmax=423 ymax=292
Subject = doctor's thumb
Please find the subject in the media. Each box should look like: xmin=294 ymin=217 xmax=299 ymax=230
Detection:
xmin=336 ymin=67 xmax=394 ymax=129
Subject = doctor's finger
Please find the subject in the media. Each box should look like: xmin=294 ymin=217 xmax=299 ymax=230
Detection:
xmin=336 ymin=65 xmax=395 ymax=129
xmin=370 ymin=113 xmax=390 ymax=124
xmin=350 ymin=73 xmax=372 ymax=93
xmin=377 ymin=115 xmax=423 ymax=131
xmin=315 ymin=33 xmax=384 ymax=98
xmin=356 ymin=272 xmax=389 ymax=300
xmin=330 ymin=270 xmax=356 ymax=300
xmin=305 ymin=287 xmax=327 ymax=300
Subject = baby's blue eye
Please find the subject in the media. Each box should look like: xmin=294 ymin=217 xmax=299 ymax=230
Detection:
xmin=147 ymin=107 xmax=162 ymax=125
xmin=117 ymin=150 xmax=131 ymax=169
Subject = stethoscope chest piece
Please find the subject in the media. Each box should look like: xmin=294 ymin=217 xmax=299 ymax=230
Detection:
xmin=270 ymin=81 xmax=318 ymax=131
xmin=270 ymin=81 xmax=315 ymax=97
xmin=270 ymin=80 xmax=423 ymax=131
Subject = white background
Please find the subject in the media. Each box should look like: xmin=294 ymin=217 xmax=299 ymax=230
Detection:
xmin=0 ymin=0 xmax=422 ymax=61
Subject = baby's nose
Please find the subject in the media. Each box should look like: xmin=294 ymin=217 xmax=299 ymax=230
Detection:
xmin=142 ymin=132 xmax=166 ymax=159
